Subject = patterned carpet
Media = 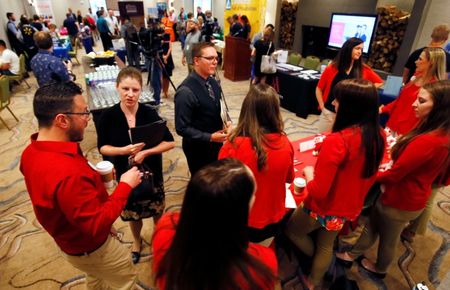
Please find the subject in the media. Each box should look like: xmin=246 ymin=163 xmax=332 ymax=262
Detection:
xmin=0 ymin=42 xmax=449 ymax=290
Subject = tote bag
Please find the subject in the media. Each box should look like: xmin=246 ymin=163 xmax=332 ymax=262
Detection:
xmin=260 ymin=42 xmax=276 ymax=74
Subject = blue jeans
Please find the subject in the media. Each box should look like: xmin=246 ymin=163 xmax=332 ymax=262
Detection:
xmin=150 ymin=57 xmax=162 ymax=104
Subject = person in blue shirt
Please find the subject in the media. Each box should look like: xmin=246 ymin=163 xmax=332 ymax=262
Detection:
xmin=96 ymin=10 xmax=113 ymax=51
xmin=445 ymin=42 xmax=450 ymax=53
xmin=31 ymin=32 xmax=73 ymax=87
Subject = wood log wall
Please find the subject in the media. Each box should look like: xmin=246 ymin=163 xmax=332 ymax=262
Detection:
xmin=367 ymin=6 xmax=410 ymax=72
xmin=279 ymin=0 xmax=298 ymax=49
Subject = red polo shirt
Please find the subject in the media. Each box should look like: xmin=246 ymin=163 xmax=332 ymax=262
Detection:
xmin=20 ymin=133 xmax=132 ymax=255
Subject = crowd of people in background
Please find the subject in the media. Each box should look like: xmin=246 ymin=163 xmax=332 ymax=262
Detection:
xmin=4 ymin=4 xmax=450 ymax=290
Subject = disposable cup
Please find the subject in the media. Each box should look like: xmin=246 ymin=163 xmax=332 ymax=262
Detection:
xmin=293 ymin=177 xmax=306 ymax=195
xmin=96 ymin=161 xmax=114 ymax=189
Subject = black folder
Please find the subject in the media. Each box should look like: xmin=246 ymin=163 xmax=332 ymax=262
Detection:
xmin=128 ymin=120 xmax=167 ymax=148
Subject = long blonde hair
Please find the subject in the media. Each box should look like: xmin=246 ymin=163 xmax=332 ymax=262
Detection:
xmin=420 ymin=47 xmax=447 ymax=81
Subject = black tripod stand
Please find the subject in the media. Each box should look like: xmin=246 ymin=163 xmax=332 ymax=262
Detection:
xmin=146 ymin=53 xmax=177 ymax=92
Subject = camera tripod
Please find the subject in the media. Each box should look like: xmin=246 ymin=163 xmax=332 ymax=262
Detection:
xmin=146 ymin=53 xmax=177 ymax=93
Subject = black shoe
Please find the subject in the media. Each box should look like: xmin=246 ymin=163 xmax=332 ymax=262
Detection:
xmin=335 ymin=256 xmax=353 ymax=268
xmin=358 ymin=257 xmax=386 ymax=279
xmin=131 ymin=251 xmax=141 ymax=264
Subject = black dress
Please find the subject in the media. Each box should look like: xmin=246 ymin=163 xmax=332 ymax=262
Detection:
xmin=97 ymin=103 xmax=174 ymax=221
xmin=162 ymin=33 xmax=174 ymax=77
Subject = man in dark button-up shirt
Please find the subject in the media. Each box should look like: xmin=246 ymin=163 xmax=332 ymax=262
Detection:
xmin=175 ymin=42 xmax=231 ymax=175
xmin=31 ymin=31 xmax=72 ymax=87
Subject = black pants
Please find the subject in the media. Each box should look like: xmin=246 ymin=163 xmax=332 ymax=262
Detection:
xmin=182 ymin=138 xmax=222 ymax=176
xmin=100 ymin=32 xmax=113 ymax=51
xmin=248 ymin=211 xmax=293 ymax=243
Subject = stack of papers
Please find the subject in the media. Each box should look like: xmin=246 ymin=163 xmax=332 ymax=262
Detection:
xmin=276 ymin=63 xmax=303 ymax=71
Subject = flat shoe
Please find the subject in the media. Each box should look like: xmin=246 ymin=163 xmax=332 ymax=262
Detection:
xmin=131 ymin=251 xmax=141 ymax=264
xmin=358 ymin=257 xmax=386 ymax=279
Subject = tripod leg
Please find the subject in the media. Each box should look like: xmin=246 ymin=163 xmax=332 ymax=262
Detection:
xmin=156 ymin=56 xmax=177 ymax=91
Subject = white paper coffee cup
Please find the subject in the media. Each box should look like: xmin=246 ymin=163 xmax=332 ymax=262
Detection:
xmin=96 ymin=161 xmax=114 ymax=189
xmin=293 ymin=177 xmax=306 ymax=195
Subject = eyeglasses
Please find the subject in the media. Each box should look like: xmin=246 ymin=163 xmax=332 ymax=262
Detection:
xmin=198 ymin=56 xmax=219 ymax=62
xmin=61 ymin=108 xmax=91 ymax=117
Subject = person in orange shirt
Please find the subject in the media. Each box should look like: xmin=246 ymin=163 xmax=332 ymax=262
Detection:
xmin=161 ymin=9 xmax=175 ymax=42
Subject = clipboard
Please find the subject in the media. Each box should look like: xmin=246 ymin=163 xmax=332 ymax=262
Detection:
xmin=128 ymin=120 xmax=167 ymax=148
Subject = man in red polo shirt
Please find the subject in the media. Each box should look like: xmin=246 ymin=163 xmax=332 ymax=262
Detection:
xmin=20 ymin=81 xmax=142 ymax=290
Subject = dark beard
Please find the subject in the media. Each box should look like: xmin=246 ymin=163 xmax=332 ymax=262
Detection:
xmin=67 ymin=125 xmax=84 ymax=142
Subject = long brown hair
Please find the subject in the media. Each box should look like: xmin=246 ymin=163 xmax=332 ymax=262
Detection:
xmin=155 ymin=158 xmax=275 ymax=290
xmin=332 ymin=37 xmax=364 ymax=78
xmin=332 ymin=79 xmax=385 ymax=177
xmin=230 ymin=84 xmax=284 ymax=170
xmin=391 ymin=80 xmax=450 ymax=161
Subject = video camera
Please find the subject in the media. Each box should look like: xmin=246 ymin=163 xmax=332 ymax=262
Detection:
xmin=138 ymin=18 xmax=165 ymax=58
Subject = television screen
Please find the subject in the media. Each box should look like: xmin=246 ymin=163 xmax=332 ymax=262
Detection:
xmin=327 ymin=13 xmax=377 ymax=54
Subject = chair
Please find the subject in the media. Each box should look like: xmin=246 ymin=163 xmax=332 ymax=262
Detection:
xmin=303 ymin=55 xmax=320 ymax=70
xmin=321 ymin=59 xmax=332 ymax=66
xmin=287 ymin=52 xmax=302 ymax=66
xmin=0 ymin=76 xmax=19 ymax=130
xmin=69 ymin=38 xmax=80 ymax=65
xmin=6 ymin=54 xmax=31 ymax=90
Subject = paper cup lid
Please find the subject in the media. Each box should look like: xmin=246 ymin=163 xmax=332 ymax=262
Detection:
xmin=294 ymin=177 xmax=306 ymax=187
xmin=96 ymin=161 xmax=114 ymax=172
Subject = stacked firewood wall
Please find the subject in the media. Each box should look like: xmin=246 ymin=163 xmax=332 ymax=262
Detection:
xmin=278 ymin=0 xmax=298 ymax=49
xmin=367 ymin=6 xmax=410 ymax=72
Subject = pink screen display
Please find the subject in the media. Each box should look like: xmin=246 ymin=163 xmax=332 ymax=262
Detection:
xmin=329 ymin=22 xmax=345 ymax=45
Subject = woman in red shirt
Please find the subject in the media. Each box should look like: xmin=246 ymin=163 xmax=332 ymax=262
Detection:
xmin=381 ymin=47 xmax=447 ymax=136
xmin=219 ymin=84 xmax=295 ymax=242
xmin=316 ymin=37 xmax=383 ymax=132
xmin=285 ymin=79 xmax=385 ymax=289
xmin=152 ymin=158 xmax=278 ymax=290
xmin=337 ymin=80 xmax=450 ymax=279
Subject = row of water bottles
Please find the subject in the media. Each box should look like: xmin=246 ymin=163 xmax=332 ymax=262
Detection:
xmin=85 ymin=65 xmax=121 ymax=87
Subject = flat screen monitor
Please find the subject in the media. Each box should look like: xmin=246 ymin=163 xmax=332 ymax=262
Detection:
xmin=327 ymin=13 xmax=378 ymax=55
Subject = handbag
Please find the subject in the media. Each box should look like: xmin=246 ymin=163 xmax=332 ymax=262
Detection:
xmin=260 ymin=42 xmax=276 ymax=74
xmin=127 ymin=157 xmax=155 ymax=203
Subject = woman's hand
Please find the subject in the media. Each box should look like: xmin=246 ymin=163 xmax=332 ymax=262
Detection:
xmin=379 ymin=105 xmax=384 ymax=114
xmin=303 ymin=166 xmax=314 ymax=182
xmin=133 ymin=150 xmax=146 ymax=164
xmin=123 ymin=142 xmax=145 ymax=156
